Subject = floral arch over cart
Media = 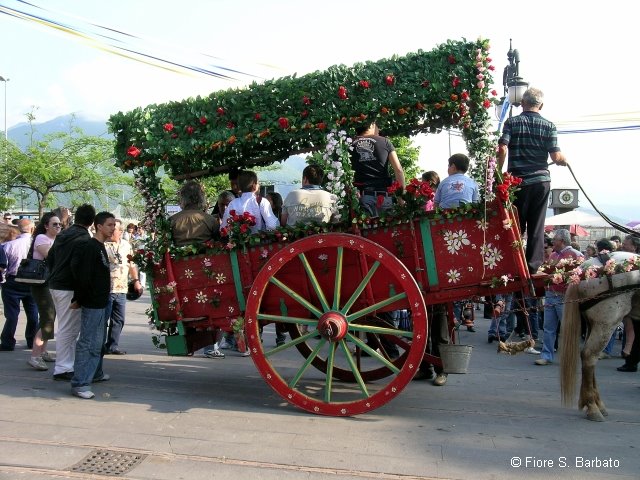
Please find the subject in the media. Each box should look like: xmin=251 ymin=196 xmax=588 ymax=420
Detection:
xmin=108 ymin=38 xmax=534 ymax=416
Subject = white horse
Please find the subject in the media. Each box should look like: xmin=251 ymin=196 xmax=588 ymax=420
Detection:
xmin=560 ymin=251 xmax=640 ymax=421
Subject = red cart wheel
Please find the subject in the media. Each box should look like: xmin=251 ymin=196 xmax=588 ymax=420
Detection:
xmin=245 ymin=233 xmax=427 ymax=416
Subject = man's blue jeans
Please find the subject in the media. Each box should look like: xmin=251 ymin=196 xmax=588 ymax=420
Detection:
xmin=71 ymin=307 xmax=108 ymax=392
xmin=104 ymin=293 xmax=126 ymax=352
xmin=541 ymin=290 xmax=564 ymax=361
xmin=488 ymin=294 xmax=511 ymax=338
xmin=0 ymin=277 xmax=39 ymax=349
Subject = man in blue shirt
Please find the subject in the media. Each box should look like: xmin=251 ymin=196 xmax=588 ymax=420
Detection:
xmin=434 ymin=153 xmax=479 ymax=209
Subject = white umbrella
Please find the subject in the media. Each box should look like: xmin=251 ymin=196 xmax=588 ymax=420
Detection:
xmin=545 ymin=210 xmax=610 ymax=227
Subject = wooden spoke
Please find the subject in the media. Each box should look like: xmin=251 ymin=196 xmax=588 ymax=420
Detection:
xmin=269 ymin=276 xmax=323 ymax=318
xmin=340 ymin=260 xmax=380 ymax=314
xmin=298 ymin=252 xmax=331 ymax=313
xmin=345 ymin=332 xmax=400 ymax=374
xmin=346 ymin=292 xmax=407 ymax=323
xmin=333 ymin=247 xmax=344 ymax=310
xmin=288 ymin=338 xmax=327 ymax=388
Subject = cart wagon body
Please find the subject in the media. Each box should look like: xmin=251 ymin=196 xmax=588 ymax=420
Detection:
xmin=109 ymin=38 xmax=542 ymax=415
xmin=149 ymin=201 xmax=538 ymax=415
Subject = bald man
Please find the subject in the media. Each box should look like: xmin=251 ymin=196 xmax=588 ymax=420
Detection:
xmin=1 ymin=219 xmax=39 ymax=351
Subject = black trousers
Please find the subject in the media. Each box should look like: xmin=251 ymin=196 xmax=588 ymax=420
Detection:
xmin=624 ymin=319 xmax=640 ymax=368
xmin=513 ymin=181 xmax=551 ymax=274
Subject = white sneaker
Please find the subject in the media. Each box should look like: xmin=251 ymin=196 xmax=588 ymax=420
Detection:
xmin=41 ymin=351 xmax=56 ymax=362
xmin=240 ymin=349 xmax=251 ymax=357
xmin=204 ymin=349 xmax=225 ymax=359
xmin=73 ymin=390 xmax=95 ymax=399
xmin=525 ymin=347 xmax=540 ymax=355
xmin=28 ymin=356 xmax=48 ymax=371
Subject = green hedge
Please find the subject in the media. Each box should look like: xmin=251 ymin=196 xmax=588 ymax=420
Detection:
xmin=108 ymin=38 xmax=496 ymax=179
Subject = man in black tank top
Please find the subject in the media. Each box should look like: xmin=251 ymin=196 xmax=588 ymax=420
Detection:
xmin=351 ymin=121 xmax=405 ymax=216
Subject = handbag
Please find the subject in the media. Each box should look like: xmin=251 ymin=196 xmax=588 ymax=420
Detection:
xmin=15 ymin=258 xmax=49 ymax=285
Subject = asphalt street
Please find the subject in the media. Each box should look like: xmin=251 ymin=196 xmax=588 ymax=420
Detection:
xmin=0 ymin=295 xmax=638 ymax=480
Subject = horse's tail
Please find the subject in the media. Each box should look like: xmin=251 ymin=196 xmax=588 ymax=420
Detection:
xmin=560 ymin=283 xmax=582 ymax=406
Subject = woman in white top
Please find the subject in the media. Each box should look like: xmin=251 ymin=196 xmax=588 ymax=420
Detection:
xmin=27 ymin=212 xmax=62 ymax=371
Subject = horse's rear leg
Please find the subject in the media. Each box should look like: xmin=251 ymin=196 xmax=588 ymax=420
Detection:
xmin=579 ymin=320 xmax=611 ymax=421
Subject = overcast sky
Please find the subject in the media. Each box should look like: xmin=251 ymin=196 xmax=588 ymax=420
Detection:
xmin=1 ymin=0 xmax=639 ymax=220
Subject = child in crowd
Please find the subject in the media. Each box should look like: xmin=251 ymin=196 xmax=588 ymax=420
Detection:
xmin=434 ymin=153 xmax=479 ymax=209
xmin=219 ymin=171 xmax=279 ymax=234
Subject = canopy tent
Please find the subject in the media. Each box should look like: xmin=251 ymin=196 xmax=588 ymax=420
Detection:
xmin=544 ymin=223 xmax=589 ymax=236
xmin=626 ymin=221 xmax=640 ymax=230
xmin=544 ymin=210 xmax=610 ymax=228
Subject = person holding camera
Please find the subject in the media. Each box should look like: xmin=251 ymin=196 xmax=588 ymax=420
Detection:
xmin=103 ymin=219 xmax=142 ymax=355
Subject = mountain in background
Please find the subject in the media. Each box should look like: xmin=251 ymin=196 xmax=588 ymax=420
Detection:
xmin=8 ymin=114 xmax=112 ymax=148
xmin=7 ymin=114 xmax=307 ymax=188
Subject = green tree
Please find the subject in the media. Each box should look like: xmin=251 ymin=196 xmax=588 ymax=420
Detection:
xmin=390 ymin=136 xmax=421 ymax=181
xmin=2 ymin=113 xmax=128 ymax=217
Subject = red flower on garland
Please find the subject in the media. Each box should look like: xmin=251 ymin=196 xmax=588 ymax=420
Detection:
xmin=316 ymin=122 xmax=326 ymax=130
xmin=278 ymin=117 xmax=290 ymax=129
xmin=216 ymin=107 xmax=225 ymax=116
xmin=496 ymin=184 xmax=510 ymax=202
xmin=461 ymin=91 xmax=470 ymax=101
xmin=415 ymin=102 xmax=424 ymax=110
xmin=226 ymin=121 xmax=235 ymax=129
xmin=185 ymin=125 xmax=194 ymax=135
xmin=451 ymin=94 xmax=458 ymax=101
xmin=421 ymin=80 xmax=430 ymax=88
xmin=490 ymin=89 xmax=498 ymax=96
xmin=483 ymin=99 xmax=491 ymax=109
xmin=301 ymin=110 xmax=309 ymax=118
xmin=397 ymin=108 xmax=407 ymax=115
xmin=380 ymin=106 xmax=389 ymax=114
xmin=385 ymin=74 xmax=395 ymax=86
xmin=254 ymin=113 xmax=262 ymax=120
xmin=452 ymin=77 xmax=461 ymax=88
xmin=488 ymin=65 xmax=495 ymax=71
xmin=127 ymin=145 xmax=141 ymax=158
xmin=358 ymin=80 xmax=370 ymax=89
xmin=163 ymin=123 xmax=174 ymax=132
xmin=171 ymin=133 xmax=178 ymax=139
xmin=448 ymin=55 xmax=456 ymax=64
xmin=199 ymin=116 xmax=208 ymax=125
xmin=227 ymin=135 xmax=236 ymax=145
xmin=302 ymin=96 xmax=311 ymax=105
xmin=338 ymin=85 xmax=348 ymax=99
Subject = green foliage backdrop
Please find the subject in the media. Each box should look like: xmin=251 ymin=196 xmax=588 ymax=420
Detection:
xmin=109 ymin=39 xmax=497 ymax=181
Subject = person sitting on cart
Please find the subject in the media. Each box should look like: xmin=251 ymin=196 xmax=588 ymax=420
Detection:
xmin=170 ymin=180 xmax=219 ymax=247
xmin=433 ymin=153 xmax=479 ymax=209
xmin=350 ymin=120 xmax=405 ymax=217
xmin=281 ymin=165 xmax=337 ymax=226
xmin=220 ymin=170 xmax=279 ymax=234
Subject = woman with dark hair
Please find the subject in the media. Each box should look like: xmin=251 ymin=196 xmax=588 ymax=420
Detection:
xmin=27 ymin=212 xmax=62 ymax=370
xmin=266 ymin=192 xmax=283 ymax=225
xmin=421 ymin=171 xmax=440 ymax=212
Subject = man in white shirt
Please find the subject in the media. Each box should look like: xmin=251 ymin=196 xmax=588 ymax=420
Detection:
xmin=281 ymin=165 xmax=337 ymax=226
xmin=220 ymin=170 xmax=279 ymax=234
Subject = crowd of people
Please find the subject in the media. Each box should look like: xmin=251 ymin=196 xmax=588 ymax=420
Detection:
xmin=0 ymin=206 xmax=143 ymax=399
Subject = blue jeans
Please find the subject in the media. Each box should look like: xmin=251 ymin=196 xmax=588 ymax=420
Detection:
xmin=604 ymin=331 xmax=616 ymax=355
xmin=488 ymin=294 xmax=511 ymax=338
xmin=104 ymin=293 xmax=126 ymax=352
xmin=1 ymin=277 xmax=39 ymax=349
xmin=71 ymin=307 xmax=108 ymax=392
xmin=541 ymin=290 xmax=564 ymax=361
xmin=360 ymin=194 xmax=392 ymax=217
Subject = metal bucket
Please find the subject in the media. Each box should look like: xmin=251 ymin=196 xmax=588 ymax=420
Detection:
xmin=439 ymin=344 xmax=473 ymax=374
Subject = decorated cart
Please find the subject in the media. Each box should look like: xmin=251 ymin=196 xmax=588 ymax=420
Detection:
xmin=109 ymin=38 xmax=542 ymax=416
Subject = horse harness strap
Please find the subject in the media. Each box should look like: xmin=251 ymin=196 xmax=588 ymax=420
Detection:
xmin=579 ymin=283 xmax=638 ymax=312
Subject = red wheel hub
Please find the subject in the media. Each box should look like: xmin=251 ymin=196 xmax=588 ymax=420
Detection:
xmin=317 ymin=311 xmax=348 ymax=342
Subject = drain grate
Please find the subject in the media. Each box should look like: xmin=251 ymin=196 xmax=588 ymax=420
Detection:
xmin=70 ymin=449 xmax=147 ymax=476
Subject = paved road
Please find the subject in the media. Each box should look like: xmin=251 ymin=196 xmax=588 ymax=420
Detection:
xmin=0 ymin=296 xmax=638 ymax=479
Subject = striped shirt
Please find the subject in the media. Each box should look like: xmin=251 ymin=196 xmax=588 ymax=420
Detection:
xmin=499 ymin=111 xmax=561 ymax=185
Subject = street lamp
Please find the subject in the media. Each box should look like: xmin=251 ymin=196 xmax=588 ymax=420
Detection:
xmin=0 ymin=75 xmax=8 ymax=142
xmin=495 ymin=40 xmax=529 ymax=119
